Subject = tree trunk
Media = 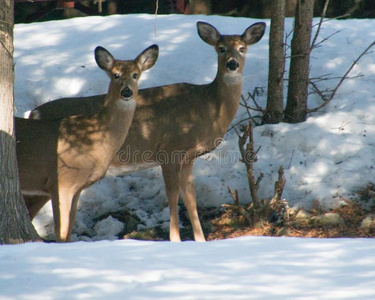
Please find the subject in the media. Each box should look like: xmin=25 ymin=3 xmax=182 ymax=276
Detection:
xmin=189 ymin=0 xmax=211 ymax=14
xmin=0 ymin=0 xmax=40 ymax=244
xmin=264 ymin=0 xmax=285 ymax=124
xmin=285 ymin=0 xmax=298 ymax=17
xmin=284 ymin=0 xmax=315 ymax=123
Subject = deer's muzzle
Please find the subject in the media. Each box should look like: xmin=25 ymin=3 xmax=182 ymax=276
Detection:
xmin=121 ymin=87 xmax=133 ymax=100
xmin=227 ymin=60 xmax=239 ymax=71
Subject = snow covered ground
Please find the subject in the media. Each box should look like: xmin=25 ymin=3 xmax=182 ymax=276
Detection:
xmin=1 ymin=14 xmax=374 ymax=298
xmin=1 ymin=237 xmax=375 ymax=299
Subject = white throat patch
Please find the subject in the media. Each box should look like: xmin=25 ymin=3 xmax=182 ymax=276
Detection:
xmin=223 ymin=73 xmax=242 ymax=85
xmin=116 ymin=98 xmax=136 ymax=111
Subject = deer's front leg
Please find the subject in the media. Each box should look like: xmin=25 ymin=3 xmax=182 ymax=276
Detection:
xmin=161 ymin=163 xmax=182 ymax=242
xmin=180 ymin=161 xmax=206 ymax=242
xmin=51 ymin=187 xmax=81 ymax=242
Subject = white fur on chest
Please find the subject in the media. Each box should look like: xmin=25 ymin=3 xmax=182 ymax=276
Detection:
xmin=223 ymin=73 xmax=242 ymax=85
xmin=116 ymin=98 xmax=136 ymax=111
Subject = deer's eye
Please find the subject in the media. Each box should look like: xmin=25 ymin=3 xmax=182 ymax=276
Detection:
xmin=114 ymin=73 xmax=120 ymax=79
xmin=239 ymin=47 xmax=246 ymax=53
xmin=218 ymin=47 xmax=225 ymax=53
xmin=132 ymin=73 xmax=138 ymax=79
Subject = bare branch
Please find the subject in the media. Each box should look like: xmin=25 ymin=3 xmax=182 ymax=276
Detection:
xmin=308 ymin=40 xmax=375 ymax=113
xmin=227 ymin=186 xmax=240 ymax=205
xmin=243 ymin=88 xmax=266 ymax=113
xmin=227 ymin=117 xmax=252 ymax=134
xmin=310 ymin=73 xmax=363 ymax=82
xmin=273 ymin=165 xmax=286 ymax=202
xmin=153 ymin=0 xmax=159 ymax=36
xmin=255 ymin=171 xmax=265 ymax=191
xmin=238 ymin=122 xmax=263 ymax=208
xmin=222 ymin=187 xmax=253 ymax=226
xmin=240 ymin=102 xmax=262 ymax=112
xmin=311 ymin=0 xmax=330 ymax=51
xmin=310 ymin=80 xmax=329 ymax=101
xmin=241 ymin=94 xmax=256 ymax=117
xmin=313 ymin=0 xmax=362 ymax=24
xmin=239 ymin=88 xmax=266 ymax=115
xmin=312 ymin=30 xmax=342 ymax=50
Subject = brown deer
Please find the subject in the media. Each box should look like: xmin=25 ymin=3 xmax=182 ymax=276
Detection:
xmin=17 ymin=44 xmax=159 ymax=242
xmin=28 ymin=21 xmax=266 ymax=242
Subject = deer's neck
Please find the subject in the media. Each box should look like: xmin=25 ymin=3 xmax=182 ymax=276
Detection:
xmin=211 ymin=71 xmax=243 ymax=129
xmin=99 ymin=95 xmax=136 ymax=142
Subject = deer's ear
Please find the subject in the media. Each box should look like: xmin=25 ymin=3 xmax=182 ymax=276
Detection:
xmin=242 ymin=22 xmax=266 ymax=46
xmin=197 ymin=21 xmax=221 ymax=46
xmin=136 ymin=44 xmax=159 ymax=71
xmin=95 ymin=46 xmax=115 ymax=72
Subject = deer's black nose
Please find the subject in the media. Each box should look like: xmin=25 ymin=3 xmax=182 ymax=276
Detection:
xmin=227 ymin=60 xmax=239 ymax=71
xmin=121 ymin=87 xmax=133 ymax=99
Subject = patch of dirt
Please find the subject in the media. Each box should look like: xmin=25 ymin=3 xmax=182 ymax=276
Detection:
xmin=206 ymin=200 xmax=374 ymax=240
xmin=122 ymin=200 xmax=375 ymax=241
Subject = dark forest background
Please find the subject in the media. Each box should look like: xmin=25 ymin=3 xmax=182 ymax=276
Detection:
xmin=15 ymin=0 xmax=375 ymax=24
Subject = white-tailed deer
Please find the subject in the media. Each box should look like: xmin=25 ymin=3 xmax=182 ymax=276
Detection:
xmin=17 ymin=45 xmax=159 ymax=242
xmin=29 ymin=21 xmax=266 ymax=242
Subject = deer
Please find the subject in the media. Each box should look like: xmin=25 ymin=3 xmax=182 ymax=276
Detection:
xmin=28 ymin=21 xmax=266 ymax=242
xmin=16 ymin=44 xmax=159 ymax=242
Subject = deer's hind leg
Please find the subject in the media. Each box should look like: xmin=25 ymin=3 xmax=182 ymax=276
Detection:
xmin=161 ymin=163 xmax=183 ymax=242
xmin=24 ymin=195 xmax=51 ymax=220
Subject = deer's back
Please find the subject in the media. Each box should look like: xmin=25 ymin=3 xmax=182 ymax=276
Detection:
xmin=29 ymin=94 xmax=106 ymax=120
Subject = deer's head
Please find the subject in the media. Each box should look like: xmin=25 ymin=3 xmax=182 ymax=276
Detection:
xmin=95 ymin=45 xmax=159 ymax=104
xmin=197 ymin=22 xmax=266 ymax=78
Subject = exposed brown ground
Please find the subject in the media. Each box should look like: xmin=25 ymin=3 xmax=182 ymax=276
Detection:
xmin=122 ymin=200 xmax=375 ymax=241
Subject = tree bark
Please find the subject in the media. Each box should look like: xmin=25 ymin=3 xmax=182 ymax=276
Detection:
xmin=0 ymin=0 xmax=40 ymax=244
xmin=264 ymin=0 xmax=285 ymax=124
xmin=285 ymin=0 xmax=298 ymax=17
xmin=189 ymin=0 xmax=211 ymax=14
xmin=284 ymin=0 xmax=315 ymax=123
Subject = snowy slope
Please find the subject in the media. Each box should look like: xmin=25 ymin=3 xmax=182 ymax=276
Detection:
xmin=1 ymin=237 xmax=375 ymax=299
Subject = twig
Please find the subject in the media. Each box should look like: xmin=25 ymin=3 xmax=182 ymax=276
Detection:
xmin=287 ymin=149 xmax=295 ymax=169
xmin=312 ymin=30 xmax=342 ymax=50
xmin=154 ymin=0 xmax=159 ymax=37
xmin=238 ymin=122 xmax=263 ymax=208
xmin=223 ymin=187 xmax=253 ymax=226
xmin=227 ymin=186 xmax=240 ymax=204
xmin=227 ymin=117 xmax=252 ymax=134
xmin=310 ymin=73 xmax=362 ymax=82
xmin=309 ymin=81 xmax=329 ymax=101
xmin=241 ymin=94 xmax=255 ymax=117
xmin=311 ymin=0 xmax=330 ymax=51
xmin=313 ymin=0 xmax=360 ymax=24
xmin=308 ymin=40 xmax=375 ymax=113
xmin=272 ymin=165 xmax=286 ymax=203
xmin=240 ymin=102 xmax=263 ymax=113
xmin=242 ymin=88 xmax=265 ymax=113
